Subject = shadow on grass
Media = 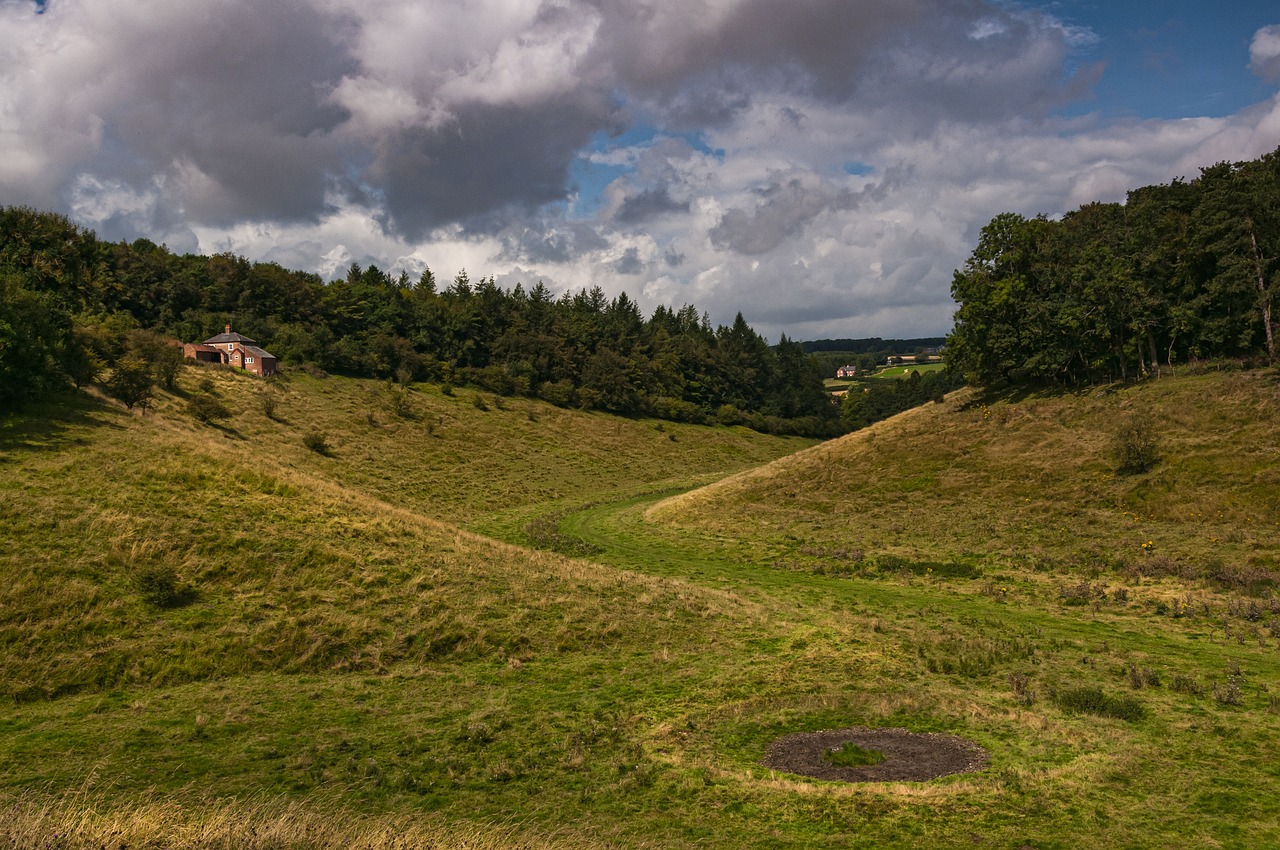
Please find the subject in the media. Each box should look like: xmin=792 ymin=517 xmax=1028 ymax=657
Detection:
xmin=0 ymin=392 xmax=124 ymax=461
xmin=208 ymin=422 xmax=246 ymax=440
xmin=959 ymin=382 xmax=1096 ymax=410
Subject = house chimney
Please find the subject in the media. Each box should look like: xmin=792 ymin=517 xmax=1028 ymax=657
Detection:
xmin=225 ymin=323 xmax=231 ymax=335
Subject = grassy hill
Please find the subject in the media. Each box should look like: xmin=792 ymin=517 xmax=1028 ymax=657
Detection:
xmin=650 ymin=368 xmax=1280 ymax=583
xmin=3 ymin=363 xmax=1280 ymax=848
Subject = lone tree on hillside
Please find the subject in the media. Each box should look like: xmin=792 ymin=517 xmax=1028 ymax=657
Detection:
xmin=106 ymin=357 xmax=154 ymax=411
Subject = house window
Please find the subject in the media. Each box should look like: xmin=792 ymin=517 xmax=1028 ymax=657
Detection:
xmin=246 ymin=357 xmax=254 ymax=364
xmin=227 ymin=343 xmax=234 ymax=350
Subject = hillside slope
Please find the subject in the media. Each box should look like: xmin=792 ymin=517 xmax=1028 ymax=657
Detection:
xmin=136 ymin=368 xmax=815 ymax=525
xmin=649 ymin=369 xmax=1280 ymax=582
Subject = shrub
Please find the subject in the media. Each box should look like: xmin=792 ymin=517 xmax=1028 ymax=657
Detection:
xmin=650 ymin=396 xmax=710 ymax=424
xmin=1051 ymin=685 xmax=1145 ymax=721
xmin=1214 ymin=662 xmax=1246 ymax=706
xmin=1171 ymin=674 xmax=1206 ymax=696
xmin=1009 ymin=672 xmax=1036 ymax=706
xmin=878 ymin=555 xmax=982 ymax=580
xmin=303 ymin=431 xmax=331 ymax=455
xmin=538 ymin=380 xmax=576 ymax=408
xmin=1112 ymin=415 xmax=1160 ymax=474
xmin=384 ymin=382 xmax=416 ymax=419
xmin=187 ymin=393 xmax=231 ymax=425
xmin=260 ymin=388 xmax=280 ymax=420
xmin=1214 ymin=678 xmax=1244 ymax=706
xmin=1127 ymin=663 xmax=1160 ymax=689
xmin=715 ymin=404 xmax=747 ymax=426
xmin=152 ymin=345 xmax=184 ymax=391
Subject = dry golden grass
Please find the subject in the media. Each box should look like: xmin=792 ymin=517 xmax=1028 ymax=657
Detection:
xmin=0 ymin=791 xmax=597 ymax=850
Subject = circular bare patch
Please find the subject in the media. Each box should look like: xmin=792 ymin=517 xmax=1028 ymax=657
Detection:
xmin=761 ymin=726 xmax=987 ymax=782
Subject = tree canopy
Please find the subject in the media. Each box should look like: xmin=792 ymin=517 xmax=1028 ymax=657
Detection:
xmin=948 ymin=147 xmax=1280 ymax=387
xmin=0 ymin=207 xmax=839 ymax=435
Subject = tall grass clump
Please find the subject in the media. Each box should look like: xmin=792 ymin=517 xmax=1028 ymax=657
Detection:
xmin=134 ymin=564 xmax=187 ymax=608
xmin=303 ymin=431 xmax=331 ymax=455
xmin=825 ymin=742 xmax=885 ymax=768
xmin=1051 ymin=685 xmax=1146 ymax=721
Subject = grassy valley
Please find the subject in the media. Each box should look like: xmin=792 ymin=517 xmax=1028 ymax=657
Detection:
xmin=3 ymin=362 xmax=1280 ymax=848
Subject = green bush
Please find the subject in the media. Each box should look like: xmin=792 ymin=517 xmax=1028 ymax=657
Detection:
xmin=538 ymin=380 xmax=576 ymax=408
xmin=384 ymin=382 xmax=416 ymax=419
xmin=260 ymin=388 xmax=280 ymax=420
xmin=187 ymin=393 xmax=231 ymax=424
xmin=106 ymin=357 xmax=154 ymax=410
xmin=303 ymin=431 xmax=331 ymax=455
xmin=1112 ymin=416 xmax=1160 ymax=474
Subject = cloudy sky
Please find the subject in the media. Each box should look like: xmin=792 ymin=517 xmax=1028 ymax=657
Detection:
xmin=3 ymin=0 xmax=1279 ymax=340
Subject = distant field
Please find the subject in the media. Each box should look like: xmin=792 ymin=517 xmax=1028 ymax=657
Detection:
xmin=825 ymin=362 xmax=947 ymax=392
xmin=3 ymin=364 xmax=1279 ymax=848
xmin=873 ymin=362 xmax=946 ymax=378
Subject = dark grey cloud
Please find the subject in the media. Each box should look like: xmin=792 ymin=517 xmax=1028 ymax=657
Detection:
xmin=614 ymin=246 xmax=644 ymax=275
xmin=374 ymin=95 xmax=616 ymax=238
xmin=589 ymin=0 xmax=926 ymax=104
xmin=710 ymin=178 xmax=833 ymax=255
xmin=587 ymin=0 xmax=1087 ymax=128
xmin=89 ymin=0 xmax=354 ymax=226
xmin=615 ymin=187 xmax=690 ymax=224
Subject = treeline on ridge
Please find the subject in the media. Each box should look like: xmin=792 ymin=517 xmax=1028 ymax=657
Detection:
xmin=948 ymin=146 xmax=1280 ymax=387
xmin=0 ymin=207 xmax=841 ymax=435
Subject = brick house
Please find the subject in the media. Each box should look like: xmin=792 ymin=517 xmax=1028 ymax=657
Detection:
xmin=184 ymin=325 xmax=279 ymax=377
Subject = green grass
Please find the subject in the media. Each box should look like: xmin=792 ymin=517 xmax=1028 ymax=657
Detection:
xmin=2 ymin=365 xmax=1279 ymax=848
xmin=825 ymin=742 xmax=886 ymax=768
